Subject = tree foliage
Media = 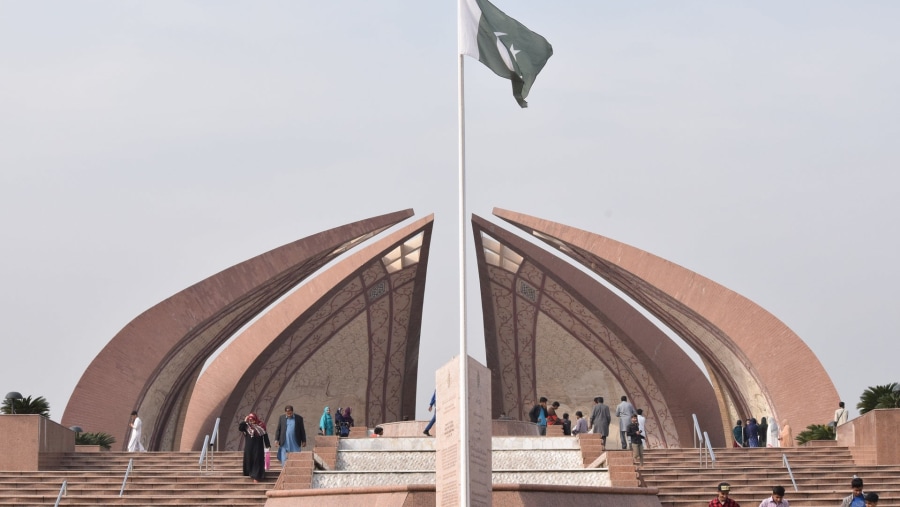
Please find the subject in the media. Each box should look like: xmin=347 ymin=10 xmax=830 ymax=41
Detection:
xmin=1 ymin=395 xmax=50 ymax=416
xmin=795 ymin=423 xmax=835 ymax=445
xmin=857 ymin=383 xmax=900 ymax=415
xmin=75 ymin=432 xmax=116 ymax=450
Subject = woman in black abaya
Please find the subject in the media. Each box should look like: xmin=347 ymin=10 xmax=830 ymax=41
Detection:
xmin=238 ymin=412 xmax=270 ymax=482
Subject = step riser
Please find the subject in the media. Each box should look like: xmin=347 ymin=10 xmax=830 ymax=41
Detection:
xmin=641 ymin=446 xmax=900 ymax=507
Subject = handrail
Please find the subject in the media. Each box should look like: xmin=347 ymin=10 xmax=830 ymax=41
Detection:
xmin=208 ymin=417 xmax=220 ymax=470
xmin=703 ymin=431 xmax=716 ymax=468
xmin=692 ymin=414 xmax=703 ymax=448
xmin=782 ymin=453 xmax=798 ymax=491
xmin=210 ymin=417 xmax=220 ymax=451
xmin=692 ymin=414 xmax=703 ymax=465
xmin=119 ymin=457 xmax=134 ymax=497
xmin=53 ymin=480 xmax=67 ymax=507
xmin=199 ymin=434 xmax=210 ymax=473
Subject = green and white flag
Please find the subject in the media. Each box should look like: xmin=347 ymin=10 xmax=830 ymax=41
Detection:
xmin=459 ymin=0 xmax=553 ymax=108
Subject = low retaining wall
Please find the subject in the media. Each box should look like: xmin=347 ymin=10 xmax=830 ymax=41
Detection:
xmin=836 ymin=408 xmax=900 ymax=465
xmin=0 ymin=415 xmax=75 ymax=471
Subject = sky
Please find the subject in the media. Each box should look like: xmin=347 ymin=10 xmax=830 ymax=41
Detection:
xmin=2 ymin=1 xmax=898 ymax=425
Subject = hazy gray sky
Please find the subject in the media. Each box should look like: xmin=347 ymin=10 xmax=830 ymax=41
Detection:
xmin=2 ymin=1 xmax=898 ymax=424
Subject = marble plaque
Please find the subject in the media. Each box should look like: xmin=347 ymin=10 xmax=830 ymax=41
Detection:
xmin=435 ymin=355 xmax=492 ymax=507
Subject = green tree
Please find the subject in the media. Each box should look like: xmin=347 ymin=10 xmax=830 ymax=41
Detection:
xmin=857 ymin=383 xmax=900 ymax=415
xmin=1 ymin=395 xmax=50 ymax=416
xmin=796 ymin=423 xmax=835 ymax=445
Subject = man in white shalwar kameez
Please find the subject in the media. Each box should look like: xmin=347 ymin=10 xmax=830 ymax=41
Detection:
xmin=128 ymin=410 xmax=146 ymax=452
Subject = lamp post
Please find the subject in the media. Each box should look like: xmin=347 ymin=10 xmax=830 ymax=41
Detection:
xmin=4 ymin=392 xmax=23 ymax=414
xmin=69 ymin=426 xmax=83 ymax=444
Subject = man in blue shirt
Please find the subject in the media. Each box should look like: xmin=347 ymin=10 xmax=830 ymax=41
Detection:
xmin=839 ymin=477 xmax=866 ymax=507
xmin=528 ymin=397 xmax=548 ymax=435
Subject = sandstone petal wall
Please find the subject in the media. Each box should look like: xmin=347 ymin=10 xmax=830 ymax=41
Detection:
xmin=62 ymin=210 xmax=415 ymax=450
xmin=493 ymin=207 xmax=838 ymax=442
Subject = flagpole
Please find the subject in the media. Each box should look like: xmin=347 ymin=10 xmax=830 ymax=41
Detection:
xmin=457 ymin=44 xmax=471 ymax=506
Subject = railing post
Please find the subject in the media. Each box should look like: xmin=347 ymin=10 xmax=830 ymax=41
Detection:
xmin=54 ymin=480 xmax=67 ymax=507
xmin=783 ymin=453 xmax=798 ymax=491
xmin=703 ymin=431 xmax=716 ymax=469
xmin=692 ymin=414 xmax=704 ymax=465
xmin=210 ymin=417 xmax=220 ymax=451
xmin=692 ymin=414 xmax=702 ymax=447
xmin=199 ymin=435 xmax=210 ymax=473
xmin=119 ymin=458 xmax=134 ymax=497
xmin=209 ymin=418 xmax=220 ymax=469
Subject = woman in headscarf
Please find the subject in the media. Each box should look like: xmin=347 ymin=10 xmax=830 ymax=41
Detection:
xmin=732 ymin=419 xmax=744 ymax=447
xmin=779 ymin=419 xmax=794 ymax=447
xmin=238 ymin=413 xmax=270 ymax=482
xmin=319 ymin=406 xmax=334 ymax=436
xmin=757 ymin=417 xmax=768 ymax=447
xmin=769 ymin=418 xmax=780 ymax=447
xmin=334 ymin=407 xmax=344 ymax=436
xmin=339 ymin=407 xmax=354 ymax=437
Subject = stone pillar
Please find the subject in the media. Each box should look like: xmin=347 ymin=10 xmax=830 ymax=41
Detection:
xmin=435 ymin=355 xmax=492 ymax=507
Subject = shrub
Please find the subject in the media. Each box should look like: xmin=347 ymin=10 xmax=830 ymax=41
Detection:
xmin=795 ymin=423 xmax=834 ymax=445
xmin=75 ymin=432 xmax=116 ymax=450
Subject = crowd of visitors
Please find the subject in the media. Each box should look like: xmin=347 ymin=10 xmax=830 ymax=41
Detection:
xmin=708 ymin=476 xmax=882 ymax=506
xmin=235 ymin=403 xmax=360 ymax=482
xmin=231 ymin=396 xmax=877 ymax=505
xmin=732 ymin=416 xmax=789 ymax=448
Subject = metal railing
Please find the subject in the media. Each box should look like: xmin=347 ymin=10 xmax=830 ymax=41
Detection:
xmin=199 ymin=434 xmax=211 ymax=473
xmin=703 ymin=431 xmax=716 ymax=468
xmin=692 ymin=414 xmax=716 ymax=468
xmin=119 ymin=458 xmax=134 ymax=497
xmin=210 ymin=417 xmax=220 ymax=452
xmin=199 ymin=417 xmax=221 ymax=473
xmin=53 ymin=481 xmax=67 ymax=507
xmin=692 ymin=414 xmax=703 ymax=448
xmin=783 ymin=453 xmax=798 ymax=491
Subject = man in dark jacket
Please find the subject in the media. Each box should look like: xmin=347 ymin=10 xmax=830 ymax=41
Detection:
xmin=274 ymin=405 xmax=307 ymax=463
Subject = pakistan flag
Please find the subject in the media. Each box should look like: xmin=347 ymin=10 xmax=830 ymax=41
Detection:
xmin=459 ymin=0 xmax=553 ymax=108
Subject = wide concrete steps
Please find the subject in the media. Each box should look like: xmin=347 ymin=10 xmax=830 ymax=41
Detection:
xmin=312 ymin=468 xmax=611 ymax=488
xmin=332 ymin=448 xmax=585 ymax=471
xmin=311 ymin=436 xmax=610 ymax=489
xmin=643 ymin=446 xmax=900 ymax=507
xmin=0 ymin=451 xmax=278 ymax=506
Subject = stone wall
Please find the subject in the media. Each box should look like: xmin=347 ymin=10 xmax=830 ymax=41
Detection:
xmin=836 ymin=408 xmax=900 ymax=465
xmin=0 ymin=415 xmax=74 ymax=471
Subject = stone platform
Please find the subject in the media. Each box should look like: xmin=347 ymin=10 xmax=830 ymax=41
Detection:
xmin=266 ymin=432 xmax=661 ymax=506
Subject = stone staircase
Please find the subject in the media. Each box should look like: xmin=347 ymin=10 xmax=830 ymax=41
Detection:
xmin=642 ymin=445 xmax=900 ymax=507
xmin=0 ymin=451 xmax=280 ymax=506
xmin=7 ymin=439 xmax=898 ymax=506
xmin=299 ymin=435 xmax=611 ymax=489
